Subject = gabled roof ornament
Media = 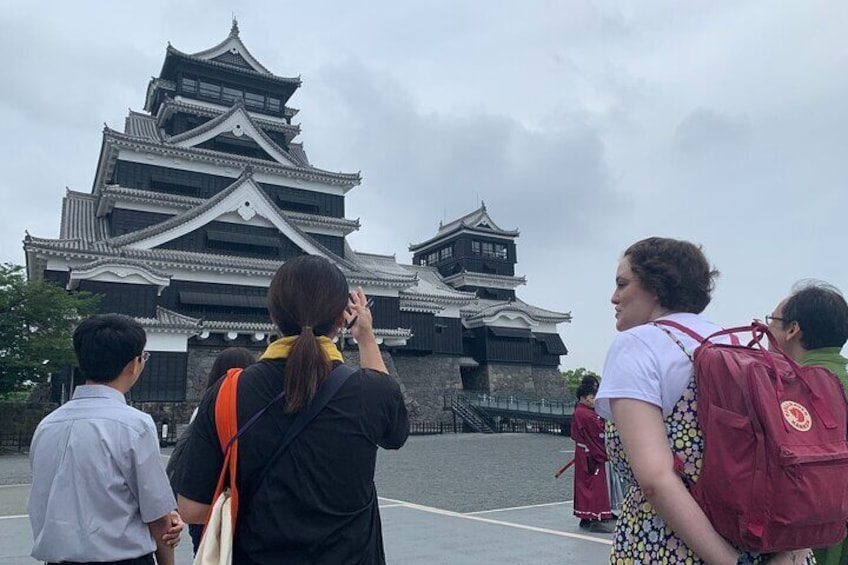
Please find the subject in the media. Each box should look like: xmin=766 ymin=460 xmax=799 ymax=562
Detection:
xmin=230 ymin=16 xmax=240 ymax=37
xmin=481 ymin=200 xmax=486 ymax=211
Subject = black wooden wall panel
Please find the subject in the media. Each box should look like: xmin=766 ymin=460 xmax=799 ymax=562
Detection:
xmin=369 ymin=296 xmax=402 ymax=330
xmin=109 ymin=209 xmax=171 ymax=236
xmin=531 ymin=339 xmax=561 ymax=366
xmin=309 ymin=234 xmax=345 ymax=257
xmin=77 ymin=281 xmax=157 ymax=317
xmin=43 ymin=270 xmax=70 ymax=287
xmin=112 ymin=161 xmax=344 ymax=218
xmin=130 ymin=352 xmax=187 ymax=402
xmin=399 ymin=311 xmax=435 ymax=352
xmin=160 ymin=281 xmax=269 ymax=323
xmin=158 ymin=221 xmax=307 ymax=260
xmin=433 ymin=317 xmax=463 ymax=355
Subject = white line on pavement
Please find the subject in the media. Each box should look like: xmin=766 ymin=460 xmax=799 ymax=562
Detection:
xmin=465 ymin=500 xmax=574 ymax=515
xmin=0 ymin=483 xmax=30 ymax=489
xmin=0 ymin=514 xmax=28 ymax=520
xmin=377 ymin=497 xmax=611 ymax=545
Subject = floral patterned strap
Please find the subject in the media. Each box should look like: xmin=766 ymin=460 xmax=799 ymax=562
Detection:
xmin=652 ymin=322 xmax=695 ymax=362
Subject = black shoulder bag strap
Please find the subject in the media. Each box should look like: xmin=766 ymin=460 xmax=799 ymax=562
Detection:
xmin=249 ymin=363 xmax=357 ymax=496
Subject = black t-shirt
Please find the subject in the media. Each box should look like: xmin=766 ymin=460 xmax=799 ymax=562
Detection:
xmin=177 ymin=359 xmax=409 ymax=565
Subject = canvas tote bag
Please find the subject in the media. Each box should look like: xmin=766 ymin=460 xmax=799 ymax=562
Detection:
xmin=193 ymin=368 xmax=243 ymax=565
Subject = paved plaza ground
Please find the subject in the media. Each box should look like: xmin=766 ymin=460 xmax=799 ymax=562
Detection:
xmin=0 ymin=433 xmax=613 ymax=564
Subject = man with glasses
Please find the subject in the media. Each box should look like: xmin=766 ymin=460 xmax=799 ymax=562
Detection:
xmin=28 ymin=314 xmax=184 ymax=565
xmin=766 ymin=281 xmax=848 ymax=565
xmin=766 ymin=281 xmax=848 ymax=391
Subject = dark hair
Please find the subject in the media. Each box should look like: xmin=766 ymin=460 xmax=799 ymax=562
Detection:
xmin=206 ymin=347 xmax=256 ymax=389
xmin=267 ymin=256 xmax=349 ymax=413
xmin=72 ymin=314 xmax=146 ymax=383
xmin=624 ymin=237 xmax=719 ymax=314
xmin=782 ymin=280 xmax=848 ymax=350
xmin=576 ymin=375 xmax=599 ymax=400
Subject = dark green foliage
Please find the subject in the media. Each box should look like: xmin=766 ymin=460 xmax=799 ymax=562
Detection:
xmin=0 ymin=264 xmax=100 ymax=395
xmin=560 ymin=367 xmax=601 ymax=397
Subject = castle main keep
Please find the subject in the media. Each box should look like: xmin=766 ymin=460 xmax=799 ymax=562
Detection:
xmin=24 ymin=23 xmax=571 ymax=422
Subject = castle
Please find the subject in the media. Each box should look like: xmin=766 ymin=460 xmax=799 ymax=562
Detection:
xmin=23 ymin=22 xmax=571 ymax=422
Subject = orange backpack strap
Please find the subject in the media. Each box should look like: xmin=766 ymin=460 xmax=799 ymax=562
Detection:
xmin=210 ymin=367 xmax=243 ymax=528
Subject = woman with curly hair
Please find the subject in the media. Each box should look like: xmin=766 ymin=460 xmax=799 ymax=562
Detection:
xmin=595 ymin=237 xmax=811 ymax=565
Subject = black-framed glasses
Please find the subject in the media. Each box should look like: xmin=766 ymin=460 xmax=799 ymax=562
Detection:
xmin=141 ymin=351 xmax=150 ymax=362
xmin=764 ymin=315 xmax=787 ymax=324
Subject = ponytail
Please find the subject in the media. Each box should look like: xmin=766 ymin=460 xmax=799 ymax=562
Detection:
xmin=267 ymin=256 xmax=350 ymax=412
xmin=284 ymin=325 xmax=331 ymax=413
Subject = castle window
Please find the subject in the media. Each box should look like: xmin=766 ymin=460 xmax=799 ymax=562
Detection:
xmin=198 ymin=81 xmax=221 ymax=100
xmin=245 ymin=92 xmax=265 ymax=110
xmin=471 ymin=240 xmax=508 ymax=260
xmin=222 ymin=86 xmax=242 ymax=104
xmin=181 ymin=78 xmax=197 ymax=94
xmin=268 ymin=97 xmax=282 ymax=113
xmin=440 ymin=246 xmax=452 ymax=260
xmin=427 ymin=252 xmax=439 ymax=265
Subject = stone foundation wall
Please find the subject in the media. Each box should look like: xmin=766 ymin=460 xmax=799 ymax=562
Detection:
xmin=486 ymin=363 xmax=534 ymax=394
xmin=477 ymin=364 xmax=570 ymax=400
xmin=392 ymin=354 xmax=463 ymax=423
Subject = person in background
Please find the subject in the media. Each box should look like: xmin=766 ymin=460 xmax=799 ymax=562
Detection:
xmin=176 ymin=255 xmax=408 ymax=564
xmin=186 ymin=346 xmax=257 ymax=553
xmin=595 ymin=237 xmax=810 ymax=564
xmin=767 ymin=280 xmax=848 ymax=565
xmin=28 ymin=314 xmax=183 ymax=565
xmin=570 ymin=374 xmax=615 ymax=533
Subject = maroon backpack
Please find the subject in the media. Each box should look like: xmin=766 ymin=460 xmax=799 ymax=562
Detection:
xmin=656 ymin=320 xmax=848 ymax=553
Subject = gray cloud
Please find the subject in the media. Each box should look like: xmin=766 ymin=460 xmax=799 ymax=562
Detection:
xmin=2 ymin=1 xmax=847 ymax=372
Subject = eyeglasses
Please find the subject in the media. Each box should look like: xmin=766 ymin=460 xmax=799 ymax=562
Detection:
xmin=764 ymin=315 xmax=787 ymax=324
xmin=141 ymin=351 xmax=150 ymax=363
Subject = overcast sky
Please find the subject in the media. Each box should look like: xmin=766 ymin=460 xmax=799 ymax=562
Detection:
xmin=2 ymin=1 xmax=846 ymax=372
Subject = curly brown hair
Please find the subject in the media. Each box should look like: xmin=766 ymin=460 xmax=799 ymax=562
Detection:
xmin=624 ymin=237 xmax=719 ymax=314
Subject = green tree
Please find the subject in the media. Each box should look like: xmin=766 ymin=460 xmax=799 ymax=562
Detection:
xmin=0 ymin=264 xmax=100 ymax=395
xmin=561 ymin=367 xmax=601 ymax=397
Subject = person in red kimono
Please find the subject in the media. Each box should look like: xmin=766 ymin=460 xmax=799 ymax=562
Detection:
xmin=571 ymin=376 xmax=615 ymax=533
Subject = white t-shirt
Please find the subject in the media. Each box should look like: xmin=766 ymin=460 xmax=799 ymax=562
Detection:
xmin=595 ymin=313 xmax=727 ymax=421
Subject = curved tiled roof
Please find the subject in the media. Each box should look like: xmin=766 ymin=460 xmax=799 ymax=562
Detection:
xmin=187 ymin=20 xmax=274 ymax=76
xmin=24 ymin=235 xmax=416 ymax=288
xmin=165 ymin=46 xmax=301 ymax=87
xmin=60 ymin=191 xmax=109 ymax=241
xmin=72 ymin=257 xmax=172 ymax=280
xmin=462 ymin=298 xmax=571 ymax=324
xmin=410 ymin=204 xmax=519 ymax=252
xmin=124 ymin=112 xmax=163 ymax=142
xmin=156 ymin=99 xmax=300 ymax=138
xmin=161 ymin=99 xmax=307 ymax=167
xmin=104 ymin=171 xmax=361 ymax=272
xmin=135 ymin=307 xmax=202 ymax=332
xmin=401 ymin=265 xmax=477 ymax=303
xmin=102 ymin=127 xmax=360 ymax=187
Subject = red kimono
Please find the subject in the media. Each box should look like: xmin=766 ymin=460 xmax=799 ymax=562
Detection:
xmin=570 ymin=402 xmax=614 ymax=520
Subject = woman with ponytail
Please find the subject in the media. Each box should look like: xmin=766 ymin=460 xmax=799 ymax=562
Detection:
xmin=176 ymin=256 xmax=409 ymax=564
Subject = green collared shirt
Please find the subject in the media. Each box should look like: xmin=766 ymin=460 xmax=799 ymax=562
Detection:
xmin=801 ymin=347 xmax=848 ymax=392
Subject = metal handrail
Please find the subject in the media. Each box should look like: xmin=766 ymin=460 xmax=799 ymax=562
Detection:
xmin=444 ymin=391 xmax=575 ymax=416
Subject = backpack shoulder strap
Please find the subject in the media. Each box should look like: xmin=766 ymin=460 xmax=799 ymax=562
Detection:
xmin=249 ymin=363 xmax=357 ymax=497
xmin=653 ymin=319 xmax=706 ymax=342
xmin=209 ymin=367 xmax=243 ymax=528
xmin=651 ymin=321 xmax=700 ymax=362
